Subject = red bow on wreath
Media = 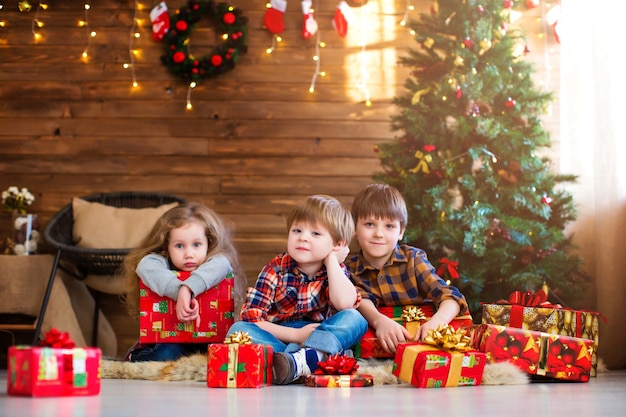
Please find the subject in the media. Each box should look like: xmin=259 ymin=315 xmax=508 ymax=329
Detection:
xmin=39 ymin=328 xmax=75 ymax=348
xmin=437 ymin=257 xmax=459 ymax=279
xmin=314 ymin=354 xmax=359 ymax=375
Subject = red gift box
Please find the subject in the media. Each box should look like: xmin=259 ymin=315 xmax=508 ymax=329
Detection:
xmin=303 ymin=374 xmax=374 ymax=387
xmin=207 ymin=343 xmax=273 ymax=388
xmin=139 ymin=272 xmax=234 ymax=343
xmin=7 ymin=346 xmax=101 ymax=397
xmin=481 ymin=293 xmax=604 ymax=376
xmin=354 ymin=304 xmax=473 ymax=358
xmin=469 ymin=323 xmax=594 ymax=382
xmin=392 ymin=342 xmax=486 ymax=388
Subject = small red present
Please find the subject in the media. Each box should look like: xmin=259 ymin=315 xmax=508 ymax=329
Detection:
xmin=481 ymin=290 xmax=605 ymax=376
xmin=207 ymin=332 xmax=273 ymax=388
xmin=303 ymin=353 xmax=374 ymax=388
xmin=355 ymin=304 xmax=473 ymax=358
xmin=303 ymin=374 xmax=374 ymax=387
xmin=470 ymin=323 xmax=593 ymax=382
xmin=392 ymin=325 xmax=486 ymax=388
xmin=139 ymin=272 xmax=234 ymax=343
xmin=7 ymin=330 xmax=101 ymax=397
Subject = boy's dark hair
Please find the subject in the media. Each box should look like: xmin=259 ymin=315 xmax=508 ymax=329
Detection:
xmin=351 ymin=183 xmax=408 ymax=229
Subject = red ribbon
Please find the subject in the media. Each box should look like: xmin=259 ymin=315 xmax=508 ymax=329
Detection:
xmin=314 ymin=354 xmax=359 ymax=375
xmin=437 ymin=258 xmax=459 ymax=279
xmin=498 ymin=289 xmax=558 ymax=308
xmin=39 ymin=328 xmax=75 ymax=348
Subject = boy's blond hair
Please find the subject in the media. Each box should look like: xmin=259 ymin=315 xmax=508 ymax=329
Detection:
xmin=351 ymin=183 xmax=408 ymax=229
xmin=287 ymin=195 xmax=354 ymax=245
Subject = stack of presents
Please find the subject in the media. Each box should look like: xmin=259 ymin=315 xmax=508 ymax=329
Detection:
xmin=6 ymin=284 xmax=605 ymax=394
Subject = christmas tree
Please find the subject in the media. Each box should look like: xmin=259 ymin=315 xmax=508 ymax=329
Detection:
xmin=376 ymin=0 xmax=589 ymax=314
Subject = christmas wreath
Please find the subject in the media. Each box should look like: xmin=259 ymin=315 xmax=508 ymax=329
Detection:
xmin=161 ymin=0 xmax=248 ymax=84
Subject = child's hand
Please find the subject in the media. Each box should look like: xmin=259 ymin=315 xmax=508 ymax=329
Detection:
xmin=176 ymin=285 xmax=199 ymax=325
xmin=414 ymin=317 xmax=447 ymax=342
xmin=295 ymin=323 xmax=320 ymax=345
xmin=325 ymin=244 xmax=350 ymax=265
xmin=375 ymin=316 xmax=411 ymax=353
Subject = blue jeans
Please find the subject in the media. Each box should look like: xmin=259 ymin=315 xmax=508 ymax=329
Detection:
xmin=226 ymin=309 xmax=367 ymax=354
xmin=127 ymin=342 xmax=207 ymax=362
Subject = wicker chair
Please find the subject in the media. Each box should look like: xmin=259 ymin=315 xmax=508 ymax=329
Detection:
xmin=35 ymin=192 xmax=187 ymax=345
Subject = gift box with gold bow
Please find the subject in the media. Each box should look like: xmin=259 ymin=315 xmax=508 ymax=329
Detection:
xmin=139 ymin=272 xmax=234 ymax=343
xmin=469 ymin=324 xmax=594 ymax=382
xmin=207 ymin=332 xmax=273 ymax=388
xmin=391 ymin=325 xmax=486 ymax=388
xmin=481 ymin=289 xmax=605 ymax=376
xmin=354 ymin=303 xmax=473 ymax=359
xmin=7 ymin=329 xmax=101 ymax=397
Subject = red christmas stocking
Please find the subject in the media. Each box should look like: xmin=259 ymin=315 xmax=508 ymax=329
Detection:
xmin=150 ymin=1 xmax=170 ymax=41
xmin=264 ymin=0 xmax=287 ymax=35
xmin=332 ymin=1 xmax=354 ymax=38
xmin=301 ymin=0 xmax=318 ymax=39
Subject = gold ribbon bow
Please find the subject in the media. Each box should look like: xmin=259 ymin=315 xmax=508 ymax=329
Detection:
xmin=424 ymin=324 xmax=472 ymax=352
xmin=409 ymin=150 xmax=432 ymax=174
xmin=401 ymin=306 xmax=427 ymax=322
xmin=224 ymin=331 xmax=252 ymax=345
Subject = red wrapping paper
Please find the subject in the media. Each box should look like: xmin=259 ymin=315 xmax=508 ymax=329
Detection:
xmin=355 ymin=304 xmax=473 ymax=358
xmin=303 ymin=374 xmax=374 ymax=387
xmin=7 ymin=346 xmax=101 ymax=397
xmin=207 ymin=343 xmax=273 ymax=388
xmin=392 ymin=342 xmax=486 ymax=388
xmin=139 ymin=272 xmax=234 ymax=343
xmin=469 ymin=324 xmax=593 ymax=382
xmin=481 ymin=297 xmax=604 ymax=376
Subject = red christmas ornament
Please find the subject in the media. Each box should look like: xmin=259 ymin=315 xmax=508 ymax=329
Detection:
xmin=503 ymin=0 xmax=514 ymax=8
xmin=463 ymin=38 xmax=473 ymax=49
xmin=526 ymin=0 xmax=540 ymax=8
xmin=210 ymin=54 xmax=223 ymax=66
xmin=477 ymin=5 xmax=484 ymax=12
xmin=223 ymin=12 xmax=236 ymax=25
xmin=423 ymin=144 xmax=436 ymax=152
xmin=542 ymin=195 xmax=552 ymax=205
xmin=172 ymin=51 xmax=186 ymax=64
xmin=495 ymin=332 xmax=510 ymax=348
xmin=456 ymin=87 xmax=462 ymax=99
xmin=507 ymin=340 xmax=523 ymax=357
xmin=561 ymin=348 xmax=576 ymax=365
xmin=175 ymin=20 xmax=189 ymax=32
xmin=505 ymin=97 xmax=516 ymax=109
xmin=548 ymin=341 xmax=564 ymax=356
xmin=373 ymin=145 xmax=379 ymax=153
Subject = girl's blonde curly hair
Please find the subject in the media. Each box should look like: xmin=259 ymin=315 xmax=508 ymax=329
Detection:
xmin=121 ymin=202 xmax=246 ymax=318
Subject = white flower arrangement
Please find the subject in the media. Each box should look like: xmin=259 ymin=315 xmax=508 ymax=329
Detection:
xmin=2 ymin=186 xmax=35 ymax=214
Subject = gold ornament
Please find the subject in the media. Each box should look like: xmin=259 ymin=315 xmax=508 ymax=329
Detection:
xmin=18 ymin=1 xmax=32 ymax=12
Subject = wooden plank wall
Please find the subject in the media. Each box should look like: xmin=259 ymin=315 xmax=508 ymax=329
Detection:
xmin=0 ymin=0 xmax=559 ymax=357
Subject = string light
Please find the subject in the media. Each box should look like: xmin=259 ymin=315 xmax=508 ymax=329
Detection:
xmin=0 ymin=4 xmax=6 ymax=32
xmin=79 ymin=3 xmax=94 ymax=62
xmin=399 ymin=0 xmax=414 ymax=27
xmin=124 ymin=0 xmax=141 ymax=88
xmin=31 ymin=2 xmax=48 ymax=42
xmin=265 ymin=34 xmax=282 ymax=54
xmin=307 ymin=2 xmax=323 ymax=93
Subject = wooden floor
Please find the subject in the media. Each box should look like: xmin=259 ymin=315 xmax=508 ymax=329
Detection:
xmin=1 ymin=370 xmax=625 ymax=417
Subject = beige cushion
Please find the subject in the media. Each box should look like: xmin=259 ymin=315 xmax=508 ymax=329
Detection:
xmin=72 ymin=197 xmax=179 ymax=249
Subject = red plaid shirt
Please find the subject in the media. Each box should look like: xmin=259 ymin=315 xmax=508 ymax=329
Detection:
xmin=240 ymin=253 xmax=361 ymax=323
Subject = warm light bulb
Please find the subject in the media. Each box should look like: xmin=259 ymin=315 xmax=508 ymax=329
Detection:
xmin=134 ymin=32 xmax=140 ymax=38
xmin=33 ymin=33 xmax=42 ymax=41
xmin=266 ymin=47 xmax=273 ymax=54
xmin=186 ymin=102 xmax=193 ymax=110
xmin=319 ymin=42 xmax=326 ymax=48
xmin=276 ymin=36 xmax=282 ymax=43
xmin=320 ymin=71 xmax=326 ymax=77
xmin=36 ymin=20 xmax=44 ymax=28
xmin=312 ymin=55 xmax=319 ymax=61
xmin=84 ymin=4 xmax=90 ymax=10
xmin=40 ymin=3 xmax=48 ymax=9
xmin=265 ymin=2 xmax=271 ymax=8
xmin=78 ymin=20 xmax=86 ymax=26
xmin=409 ymin=29 xmax=416 ymax=36
xmin=82 ymin=51 xmax=88 ymax=59
xmin=132 ymin=81 xmax=138 ymax=88
xmin=189 ymin=82 xmax=197 ymax=88
xmin=366 ymin=100 xmax=372 ymax=107
xmin=123 ymin=63 xmax=130 ymax=69
xmin=90 ymin=31 xmax=96 ymax=37
xmin=0 ymin=21 xmax=5 ymax=27
xmin=309 ymin=87 xmax=315 ymax=93
xmin=222 ymin=34 xmax=228 ymax=40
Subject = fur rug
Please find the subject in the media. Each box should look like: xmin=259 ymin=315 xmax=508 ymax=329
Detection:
xmin=101 ymin=354 xmax=529 ymax=385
